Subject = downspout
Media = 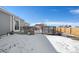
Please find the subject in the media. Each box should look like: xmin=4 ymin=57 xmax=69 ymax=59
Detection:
xmin=12 ymin=16 xmax=13 ymax=32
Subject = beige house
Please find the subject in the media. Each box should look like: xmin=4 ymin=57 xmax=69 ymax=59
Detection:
xmin=34 ymin=24 xmax=46 ymax=34
xmin=0 ymin=8 xmax=29 ymax=35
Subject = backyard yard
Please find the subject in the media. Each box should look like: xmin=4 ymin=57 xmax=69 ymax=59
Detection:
xmin=0 ymin=34 xmax=79 ymax=53
xmin=0 ymin=34 xmax=57 ymax=53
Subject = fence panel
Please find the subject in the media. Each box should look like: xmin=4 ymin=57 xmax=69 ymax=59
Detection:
xmin=71 ymin=28 xmax=79 ymax=37
xmin=56 ymin=27 xmax=79 ymax=37
xmin=65 ymin=28 xmax=71 ymax=34
xmin=61 ymin=28 xmax=65 ymax=33
xmin=57 ymin=27 xmax=61 ymax=32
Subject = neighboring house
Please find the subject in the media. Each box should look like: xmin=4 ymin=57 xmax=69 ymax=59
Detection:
xmin=34 ymin=24 xmax=47 ymax=34
xmin=0 ymin=8 xmax=29 ymax=35
xmin=34 ymin=24 xmax=56 ymax=34
xmin=42 ymin=26 xmax=54 ymax=34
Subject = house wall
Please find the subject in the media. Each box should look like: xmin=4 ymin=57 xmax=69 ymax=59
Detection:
xmin=0 ymin=11 xmax=10 ymax=35
xmin=9 ymin=15 xmax=21 ymax=32
xmin=0 ymin=10 xmax=21 ymax=35
xmin=20 ymin=20 xmax=25 ymax=32
xmin=13 ymin=16 xmax=20 ymax=32
xmin=10 ymin=16 xmax=13 ymax=32
xmin=0 ymin=8 xmax=29 ymax=35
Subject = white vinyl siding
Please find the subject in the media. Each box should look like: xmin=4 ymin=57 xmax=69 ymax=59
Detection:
xmin=0 ymin=11 xmax=10 ymax=35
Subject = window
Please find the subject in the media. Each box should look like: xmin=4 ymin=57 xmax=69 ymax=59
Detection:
xmin=15 ymin=20 xmax=19 ymax=30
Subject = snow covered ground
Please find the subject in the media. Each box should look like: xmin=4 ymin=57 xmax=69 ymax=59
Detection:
xmin=0 ymin=34 xmax=57 ymax=53
xmin=45 ymin=35 xmax=79 ymax=53
xmin=1 ymin=34 xmax=79 ymax=53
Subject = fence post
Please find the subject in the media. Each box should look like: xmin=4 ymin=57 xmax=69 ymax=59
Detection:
xmin=52 ymin=26 xmax=56 ymax=34
xmin=42 ymin=26 xmax=43 ymax=34
xmin=60 ymin=27 xmax=61 ymax=33
xmin=70 ymin=27 xmax=72 ymax=34
xmin=48 ymin=26 xmax=49 ymax=34
xmin=64 ymin=27 xmax=66 ymax=33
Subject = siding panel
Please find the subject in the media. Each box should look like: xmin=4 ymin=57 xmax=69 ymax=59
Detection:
xmin=0 ymin=11 xmax=10 ymax=35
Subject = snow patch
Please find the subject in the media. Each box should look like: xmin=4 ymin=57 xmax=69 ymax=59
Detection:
xmin=0 ymin=34 xmax=56 ymax=53
xmin=45 ymin=35 xmax=79 ymax=53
